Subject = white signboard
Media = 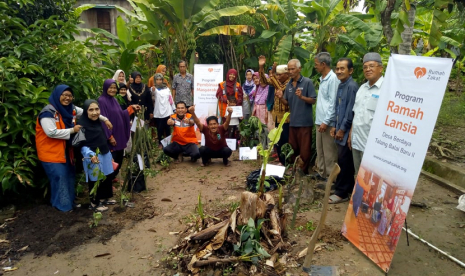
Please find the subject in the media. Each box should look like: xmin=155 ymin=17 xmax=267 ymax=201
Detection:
xmin=194 ymin=64 xmax=224 ymax=122
xmin=131 ymin=116 xmax=144 ymax=132
xmin=239 ymin=147 xmax=257 ymax=160
xmin=230 ymin=106 xmax=243 ymax=118
xmin=342 ymin=54 xmax=452 ymax=272
xmin=161 ymin=135 xmax=171 ymax=148
xmin=226 ymin=139 xmax=237 ymax=151
xmin=137 ymin=154 xmax=144 ymax=171
xmin=260 ymin=164 xmax=285 ymax=177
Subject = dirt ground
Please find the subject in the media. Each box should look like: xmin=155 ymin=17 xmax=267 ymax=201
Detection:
xmin=0 ymin=154 xmax=464 ymax=276
xmin=431 ymin=124 xmax=465 ymax=168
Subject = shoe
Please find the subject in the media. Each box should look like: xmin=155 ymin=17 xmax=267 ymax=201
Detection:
xmin=101 ymin=199 xmax=117 ymax=205
xmin=89 ymin=203 xmax=108 ymax=212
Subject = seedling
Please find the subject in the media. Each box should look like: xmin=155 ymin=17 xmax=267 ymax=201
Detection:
xmin=234 ymin=218 xmax=271 ymax=263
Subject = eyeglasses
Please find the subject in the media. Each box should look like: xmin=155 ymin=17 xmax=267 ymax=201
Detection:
xmin=363 ymin=64 xmax=381 ymax=71
xmin=61 ymin=94 xmax=74 ymax=99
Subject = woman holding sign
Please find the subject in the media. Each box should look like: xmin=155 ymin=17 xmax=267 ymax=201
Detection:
xmin=216 ymin=69 xmax=243 ymax=139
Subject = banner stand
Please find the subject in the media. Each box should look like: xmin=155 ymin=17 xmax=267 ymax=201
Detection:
xmin=404 ymin=220 xmax=410 ymax=246
xmin=341 ymin=54 xmax=453 ymax=273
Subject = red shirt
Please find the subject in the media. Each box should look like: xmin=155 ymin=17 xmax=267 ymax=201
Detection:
xmin=201 ymin=125 xmax=227 ymax=151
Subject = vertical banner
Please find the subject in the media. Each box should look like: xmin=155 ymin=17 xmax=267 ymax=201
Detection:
xmin=193 ymin=64 xmax=224 ymax=141
xmin=342 ymin=54 xmax=452 ymax=272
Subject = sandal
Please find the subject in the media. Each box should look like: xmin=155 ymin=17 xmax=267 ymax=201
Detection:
xmin=328 ymin=194 xmax=348 ymax=204
xmin=101 ymin=199 xmax=117 ymax=205
xmin=89 ymin=203 xmax=108 ymax=212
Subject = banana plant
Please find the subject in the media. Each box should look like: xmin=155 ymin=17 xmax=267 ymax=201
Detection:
xmin=132 ymin=0 xmax=256 ymax=61
xmin=88 ymin=14 xmax=152 ymax=74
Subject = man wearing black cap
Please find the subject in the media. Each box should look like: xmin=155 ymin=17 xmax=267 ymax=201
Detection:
xmin=349 ymin=52 xmax=384 ymax=176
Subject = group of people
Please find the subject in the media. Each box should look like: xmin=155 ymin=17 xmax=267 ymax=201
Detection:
xmin=35 ymin=51 xmax=385 ymax=213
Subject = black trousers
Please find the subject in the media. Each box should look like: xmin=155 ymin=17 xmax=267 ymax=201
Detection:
xmin=199 ymin=146 xmax=232 ymax=165
xmin=334 ymin=143 xmax=355 ymax=198
xmin=88 ymin=175 xmax=113 ymax=205
xmin=163 ymin=142 xmax=200 ymax=160
xmin=155 ymin=116 xmax=171 ymax=143
xmin=111 ymin=149 xmax=124 ymax=178
xmin=275 ymin=122 xmax=290 ymax=165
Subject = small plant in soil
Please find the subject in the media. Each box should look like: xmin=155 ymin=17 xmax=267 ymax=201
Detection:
xmin=234 ymin=218 xmax=270 ymax=263
xmin=90 ymin=212 xmax=102 ymax=228
xmin=239 ymin=116 xmax=265 ymax=148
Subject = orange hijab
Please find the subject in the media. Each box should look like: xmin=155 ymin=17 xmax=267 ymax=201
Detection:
xmin=148 ymin=65 xmax=170 ymax=88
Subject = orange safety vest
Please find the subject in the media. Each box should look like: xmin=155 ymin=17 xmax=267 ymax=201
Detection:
xmin=217 ymin=81 xmax=239 ymax=118
xmin=35 ymin=105 xmax=68 ymax=163
xmin=170 ymin=113 xmax=198 ymax=145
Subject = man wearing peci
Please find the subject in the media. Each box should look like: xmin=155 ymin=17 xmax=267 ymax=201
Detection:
xmin=349 ymin=52 xmax=385 ymax=175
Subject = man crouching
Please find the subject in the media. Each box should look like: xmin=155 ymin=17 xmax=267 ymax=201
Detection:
xmin=163 ymin=101 xmax=200 ymax=163
xmin=189 ymin=105 xmax=233 ymax=167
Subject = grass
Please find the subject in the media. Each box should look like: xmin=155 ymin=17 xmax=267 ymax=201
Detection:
xmin=436 ymin=92 xmax=465 ymax=127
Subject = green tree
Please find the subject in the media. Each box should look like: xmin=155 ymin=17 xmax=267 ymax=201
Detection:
xmin=0 ymin=0 xmax=109 ymax=195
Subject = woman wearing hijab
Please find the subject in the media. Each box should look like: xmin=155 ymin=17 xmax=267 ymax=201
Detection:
xmin=251 ymin=72 xmax=269 ymax=125
xmin=242 ymin=69 xmax=255 ymax=104
xmin=152 ymin=73 xmax=176 ymax=147
xmin=117 ymin=82 xmax=129 ymax=110
xmin=79 ymin=100 xmax=115 ymax=212
xmin=98 ymin=79 xmax=141 ymax=180
xmin=112 ymin=69 xmax=132 ymax=101
xmin=35 ymin=85 xmax=112 ymax=212
xmin=148 ymin=65 xmax=170 ymax=90
xmin=216 ymin=69 xmax=243 ymax=139
xmin=129 ymin=72 xmax=153 ymax=122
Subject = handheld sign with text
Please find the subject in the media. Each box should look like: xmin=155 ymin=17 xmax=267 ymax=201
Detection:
xmin=230 ymin=106 xmax=243 ymax=118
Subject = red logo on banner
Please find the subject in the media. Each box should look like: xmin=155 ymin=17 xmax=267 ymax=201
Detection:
xmin=414 ymin=67 xmax=427 ymax=79
xmin=208 ymin=68 xmax=213 ymax=72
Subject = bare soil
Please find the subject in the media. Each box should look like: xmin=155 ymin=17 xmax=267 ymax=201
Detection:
xmin=0 ymin=155 xmax=464 ymax=276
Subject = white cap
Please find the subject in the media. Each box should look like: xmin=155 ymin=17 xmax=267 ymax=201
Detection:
xmin=276 ymin=65 xmax=288 ymax=74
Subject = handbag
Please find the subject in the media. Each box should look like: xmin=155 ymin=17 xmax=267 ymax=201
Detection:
xmin=71 ymin=128 xmax=86 ymax=147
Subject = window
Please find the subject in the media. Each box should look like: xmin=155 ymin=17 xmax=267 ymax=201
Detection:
xmin=97 ymin=9 xmax=111 ymax=33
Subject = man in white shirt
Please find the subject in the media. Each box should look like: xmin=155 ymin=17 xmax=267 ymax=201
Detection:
xmin=349 ymin=52 xmax=384 ymax=175
xmin=314 ymin=52 xmax=339 ymax=179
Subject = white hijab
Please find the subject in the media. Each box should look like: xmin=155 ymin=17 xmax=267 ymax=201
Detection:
xmin=112 ymin=69 xmax=132 ymax=101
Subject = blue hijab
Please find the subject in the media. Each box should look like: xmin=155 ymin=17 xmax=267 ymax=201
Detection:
xmin=44 ymin=85 xmax=75 ymax=128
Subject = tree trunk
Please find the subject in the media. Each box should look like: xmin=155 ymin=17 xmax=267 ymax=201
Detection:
xmin=398 ymin=5 xmax=417 ymax=55
xmin=380 ymin=0 xmax=398 ymax=54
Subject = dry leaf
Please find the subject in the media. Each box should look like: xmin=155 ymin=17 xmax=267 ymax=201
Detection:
xmin=17 ymin=245 xmax=28 ymax=252
xmin=163 ymin=212 xmax=175 ymax=217
xmin=161 ymin=198 xmax=172 ymax=202
xmin=169 ymin=232 xmax=180 ymax=235
xmin=2 ymin=267 xmax=18 ymax=272
xmin=147 ymin=228 xmax=157 ymax=233
xmin=0 ymin=240 xmax=9 ymax=244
